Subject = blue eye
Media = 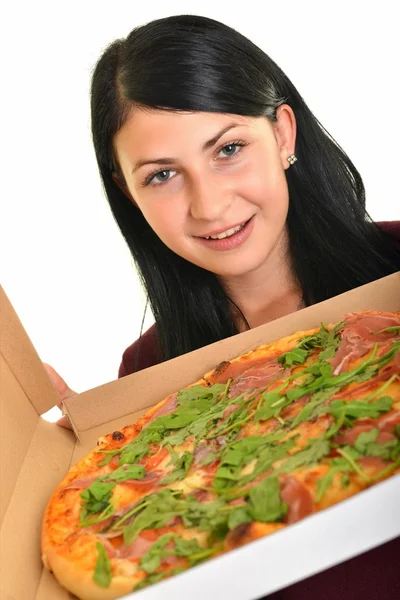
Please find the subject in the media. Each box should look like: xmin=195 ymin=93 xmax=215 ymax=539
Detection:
xmin=143 ymin=169 xmax=175 ymax=187
xmin=154 ymin=170 xmax=172 ymax=183
xmin=218 ymin=141 xmax=247 ymax=158
xmin=221 ymin=144 xmax=239 ymax=156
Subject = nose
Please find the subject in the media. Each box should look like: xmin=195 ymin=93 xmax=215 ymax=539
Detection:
xmin=189 ymin=171 xmax=233 ymax=221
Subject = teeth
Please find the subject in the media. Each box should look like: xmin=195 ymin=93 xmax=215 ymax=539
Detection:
xmin=205 ymin=223 xmax=245 ymax=240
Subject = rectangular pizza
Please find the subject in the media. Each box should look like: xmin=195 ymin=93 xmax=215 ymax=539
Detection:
xmin=41 ymin=310 xmax=400 ymax=600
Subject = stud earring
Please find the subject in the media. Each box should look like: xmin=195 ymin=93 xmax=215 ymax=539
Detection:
xmin=287 ymin=154 xmax=297 ymax=165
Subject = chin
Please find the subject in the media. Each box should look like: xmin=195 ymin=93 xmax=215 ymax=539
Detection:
xmin=203 ymin=255 xmax=267 ymax=278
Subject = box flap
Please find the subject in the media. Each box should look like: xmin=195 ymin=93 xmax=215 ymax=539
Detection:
xmin=0 ymin=418 xmax=76 ymax=600
xmin=0 ymin=286 xmax=77 ymax=600
xmin=64 ymin=272 xmax=400 ymax=435
xmin=0 ymin=286 xmax=59 ymax=416
xmin=0 ymin=354 xmax=41 ymax=525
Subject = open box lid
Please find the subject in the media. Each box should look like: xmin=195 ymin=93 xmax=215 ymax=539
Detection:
xmin=1 ymin=274 xmax=400 ymax=600
xmin=0 ymin=286 xmax=76 ymax=599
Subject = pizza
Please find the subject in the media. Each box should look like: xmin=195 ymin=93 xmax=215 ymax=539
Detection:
xmin=42 ymin=310 xmax=400 ymax=600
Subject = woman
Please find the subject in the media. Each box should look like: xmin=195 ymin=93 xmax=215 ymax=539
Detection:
xmin=89 ymin=14 xmax=399 ymax=376
xmin=47 ymin=14 xmax=400 ymax=600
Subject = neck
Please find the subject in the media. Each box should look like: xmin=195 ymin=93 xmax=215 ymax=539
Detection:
xmin=220 ymin=228 xmax=303 ymax=331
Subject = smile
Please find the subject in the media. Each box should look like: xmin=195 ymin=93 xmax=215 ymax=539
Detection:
xmin=203 ymin=222 xmax=247 ymax=240
xmin=196 ymin=216 xmax=255 ymax=251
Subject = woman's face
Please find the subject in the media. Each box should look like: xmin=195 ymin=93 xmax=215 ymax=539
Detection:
xmin=114 ymin=107 xmax=296 ymax=278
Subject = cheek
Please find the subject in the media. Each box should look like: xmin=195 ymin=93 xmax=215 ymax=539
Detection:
xmin=241 ymin=156 xmax=288 ymax=216
xmin=136 ymin=199 xmax=187 ymax=248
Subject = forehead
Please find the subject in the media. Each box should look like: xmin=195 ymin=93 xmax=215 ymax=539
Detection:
xmin=113 ymin=108 xmax=271 ymax=160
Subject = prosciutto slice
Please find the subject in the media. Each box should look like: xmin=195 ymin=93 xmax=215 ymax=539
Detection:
xmin=116 ymin=535 xmax=155 ymax=559
xmin=229 ymin=361 xmax=284 ymax=398
xmin=63 ymin=476 xmax=98 ymax=490
xmin=147 ymin=393 xmax=178 ymax=423
xmin=334 ymin=423 xmax=396 ymax=446
xmin=280 ymin=476 xmax=314 ymax=523
xmin=205 ymin=355 xmax=280 ymax=385
xmin=329 ymin=312 xmax=400 ymax=375
xmin=120 ymin=470 xmax=163 ymax=490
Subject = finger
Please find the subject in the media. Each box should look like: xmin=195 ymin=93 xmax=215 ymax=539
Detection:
xmin=43 ymin=363 xmax=77 ymax=406
xmin=56 ymin=414 xmax=73 ymax=430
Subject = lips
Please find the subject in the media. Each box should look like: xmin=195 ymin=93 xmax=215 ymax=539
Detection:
xmin=195 ymin=216 xmax=255 ymax=252
xmin=197 ymin=219 xmax=251 ymax=240
xmin=204 ymin=222 xmax=247 ymax=240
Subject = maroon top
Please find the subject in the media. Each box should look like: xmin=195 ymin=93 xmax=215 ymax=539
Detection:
xmin=118 ymin=221 xmax=400 ymax=599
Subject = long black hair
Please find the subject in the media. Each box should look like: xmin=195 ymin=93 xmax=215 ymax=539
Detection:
xmin=90 ymin=14 xmax=400 ymax=363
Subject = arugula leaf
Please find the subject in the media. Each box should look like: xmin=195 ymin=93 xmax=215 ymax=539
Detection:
xmin=299 ymin=322 xmax=344 ymax=351
xmin=174 ymin=535 xmax=204 ymax=557
xmin=277 ymin=438 xmax=331 ymax=474
xmin=80 ymin=481 xmax=115 ymax=520
xmin=213 ymin=436 xmax=283 ymax=491
xmin=365 ymin=440 xmax=399 ymax=461
xmin=134 ymin=568 xmax=186 ymax=591
xmin=139 ymin=533 xmax=202 ymax=574
xmin=239 ymin=439 xmax=296 ymax=487
xmin=205 ymin=402 xmax=250 ymax=440
xmin=166 ymin=398 xmax=229 ymax=446
xmin=315 ymin=458 xmax=350 ymax=502
xmin=177 ymin=383 xmax=225 ymax=405
xmin=97 ymin=434 xmax=156 ymax=467
xmin=148 ymin=411 xmax=201 ymax=431
xmin=118 ymin=440 xmax=151 ymax=466
xmin=93 ymin=542 xmax=112 ymax=587
xmin=329 ymin=396 xmax=393 ymax=421
xmin=376 ymin=326 xmax=400 ymax=334
xmin=247 ymin=477 xmax=287 ymax=522
xmin=121 ymin=490 xmax=186 ymax=545
xmin=341 ymin=473 xmax=351 ymax=488
xmin=254 ymin=392 xmax=288 ymax=422
xmin=182 ymin=498 xmax=226 ymax=529
xmin=227 ymin=506 xmax=252 ymax=530
xmin=285 ymin=365 xmax=333 ymax=403
xmin=353 ymin=428 xmax=400 ymax=461
xmin=335 ymin=447 xmax=370 ymax=482
xmin=102 ymin=464 xmax=145 ymax=483
xmin=80 ymin=466 xmax=145 ymax=523
xmin=278 ymin=347 xmax=309 ymax=368
xmin=161 ymin=451 xmax=194 ymax=484
xmin=280 ymin=321 xmax=344 ymax=369
xmin=290 ymin=389 xmax=335 ymax=429
xmin=353 ymin=428 xmax=379 ymax=453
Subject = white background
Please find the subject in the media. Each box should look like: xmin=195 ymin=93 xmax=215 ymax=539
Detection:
xmin=1 ymin=1 xmax=399 ymax=415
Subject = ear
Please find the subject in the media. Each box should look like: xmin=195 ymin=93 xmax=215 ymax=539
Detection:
xmin=111 ymin=171 xmax=139 ymax=208
xmin=274 ymin=104 xmax=297 ymax=171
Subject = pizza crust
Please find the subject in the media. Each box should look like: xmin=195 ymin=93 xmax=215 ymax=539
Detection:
xmin=43 ymin=547 xmax=141 ymax=600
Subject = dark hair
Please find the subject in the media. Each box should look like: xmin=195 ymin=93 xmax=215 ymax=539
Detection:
xmin=90 ymin=14 xmax=400 ymax=364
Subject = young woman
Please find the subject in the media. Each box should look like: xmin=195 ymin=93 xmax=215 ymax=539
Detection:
xmin=46 ymin=14 xmax=400 ymax=600
xmin=88 ymin=14 xmax=399 ymax=377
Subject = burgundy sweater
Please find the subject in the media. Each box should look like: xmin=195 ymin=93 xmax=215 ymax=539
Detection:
xmin=118 ymin=221 xmax=400 ymax=599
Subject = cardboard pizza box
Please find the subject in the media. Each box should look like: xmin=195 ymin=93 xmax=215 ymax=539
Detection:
xmin=1 ymin=273 xmax=399 ymax=600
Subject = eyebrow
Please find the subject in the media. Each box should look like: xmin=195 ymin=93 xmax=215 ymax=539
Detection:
xmin=131 ymin=122 xmax=242 ymax=174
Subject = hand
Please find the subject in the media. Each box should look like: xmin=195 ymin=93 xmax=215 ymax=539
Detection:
xmin=42 ymin=363 xmax=77 ymax=429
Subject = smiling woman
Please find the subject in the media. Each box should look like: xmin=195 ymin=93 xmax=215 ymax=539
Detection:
xmin=88 ymin=14 xmax=400 ymax=375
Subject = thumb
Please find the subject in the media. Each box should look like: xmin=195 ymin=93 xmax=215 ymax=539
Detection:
xmin=43 ymin=363 xmax=77 ymax=407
